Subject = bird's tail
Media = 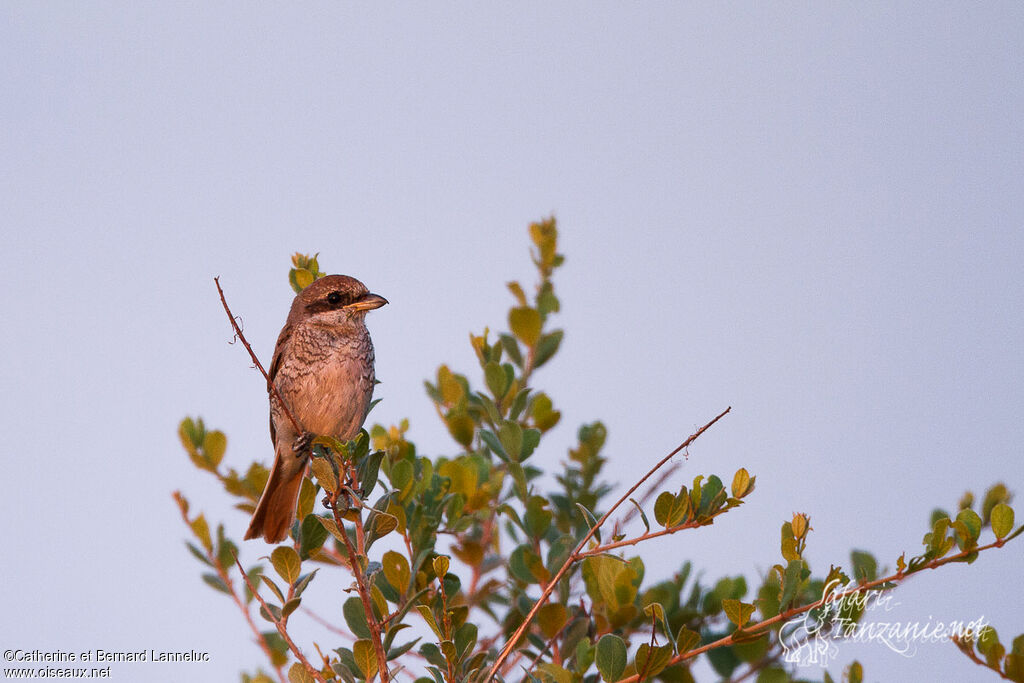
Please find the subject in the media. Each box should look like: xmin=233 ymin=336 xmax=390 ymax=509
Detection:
xmin=244 ymin=449 xmax=305 ymax=543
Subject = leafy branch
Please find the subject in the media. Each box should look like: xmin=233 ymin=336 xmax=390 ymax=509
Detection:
xmin=176 ymin=219 xmax=1022 ymax=683
xmin=485 ymin=407 xmax=733 ymax=680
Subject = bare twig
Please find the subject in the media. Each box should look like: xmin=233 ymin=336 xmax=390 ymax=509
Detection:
xmin=213 ymin=276 xmax=303 ymax=435
xmin=485 ymin=407 xmax=732 ymax=681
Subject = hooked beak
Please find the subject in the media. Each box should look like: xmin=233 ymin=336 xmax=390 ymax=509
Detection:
xmin=347 ymin=292 xmax=388 ymax=312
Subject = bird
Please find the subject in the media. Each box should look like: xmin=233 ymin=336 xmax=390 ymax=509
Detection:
xmin=244 ymin=274 xmax=387 ymax=543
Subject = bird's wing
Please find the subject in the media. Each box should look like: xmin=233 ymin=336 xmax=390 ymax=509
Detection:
xmin=267 ymin=324 xmax=292 ymax=446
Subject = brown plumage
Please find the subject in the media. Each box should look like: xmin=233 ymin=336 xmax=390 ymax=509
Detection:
xmin=244 ymin=275 xmax=387 ymax=543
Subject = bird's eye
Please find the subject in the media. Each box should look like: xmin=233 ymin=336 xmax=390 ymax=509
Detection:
xmin=327 ymin=292 xmax=342 ymax=305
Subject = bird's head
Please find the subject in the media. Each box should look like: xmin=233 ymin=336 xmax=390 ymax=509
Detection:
xmin=289 ymin=274 xmax=387 ymax=329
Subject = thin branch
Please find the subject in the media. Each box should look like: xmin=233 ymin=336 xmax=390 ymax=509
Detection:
xmin=173 ymin=494 xmax=286 ymax=683
xmin=577 ymin=505 xmax=733 ymax=558
xmin=617 ymin=538 xmax=1011 ymax=683
xmin=231 ymin=552 xmax=326 ymax=683
xmin=485 ymin=407 xmax=732 ymax=681
xmin=953 ymin=636 xmax=1013 ymax=680
xmin=213 ymin=276 xmax=303 ymax=435
xmin=329 ymin=491 xmax=391 ymax=683
xmin=216 ymin=564 xmax=287 ymax=683
xmin=617 ymin=462 xmax=681 ymax=526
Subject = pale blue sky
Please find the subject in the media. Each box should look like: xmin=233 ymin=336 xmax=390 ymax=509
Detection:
xmin=2 ymin=3 xmax=1022 ymax=681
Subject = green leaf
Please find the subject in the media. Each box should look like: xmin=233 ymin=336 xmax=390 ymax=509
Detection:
xmin=1005 ymin=657 xmax=1024 ymax=682
xmin=697 ymin=475 xmax=725 ymax=516
xmin=509 ymin=306 xmax=543 ymax=346
xmin=500 ymin=333 xmax=524 ymax=368
xmin=635 ymin=643 xmax=673 ymax=680
xmin=383 ymin=550 xmax=411 ymax=595
xmin=298 ymin=514 xmax=329 ymax=559
xmin=575 ymin=639 xmax=595 ymax=673
xmin=533 ymin=330 xmax=564 ymax=369
xmin=297 ymin=477 xmax=317 ymax=522
xmin=484 ymin=361 xmax=509 ymax=400
xmin=444 ymin=412 xmax=475 ymax=448
xmin=353 ymin=639 xmax=379 ymax=680
xmin=259 ymin=574 xmax=286 ymax=603
xmin=530 ymin=391 xmax=561 ymax=431
xmin=576 ymin=503 xmax=601 ymax=543
xmin=779 ymin=522 xmax=799 ymax=561
xmin=455 ymin=622 xmax=478 ymax=659
xmin=259 ymin=603 xmax=282 ymax=623
xmin=185 ymin=541 xmax=213 ymax=567
xmin=520 ymin=428 xmax=541 ymax=460
xmin=536 ymin=281 xmax=560 ymax=316
xmin=432 ymin=555 xmax=449 ymax=578
xmin=722 ymin=599 xmax=756 ymax=627
xmin=178 ymin=416 xmax=203 ymax=450
xmin=191 ymin=514 xmax=212 ymax=552
xmin=583 ymin=555 xmax=639 ymax=613
xmin=654 ymin=491 xmax=690 ymax=528
xmin=287 ymin=662 xmax=315 ymax=683
xmin=536 ymin=603 xmax=569 ymax=639
xmin=310 ymin=457 xmax=337 ymax=493
xmin=365 ymin=510 xmax=399 ymax=549
xmin=509 ymin=544 xmax=549 ymax=584
xmin=731 ymin=468 xmax=753 ymax=498
xmin=317 ymin=515 xmax=348 ymax=543
xmin=419 ymin=644 xmax=446 ymax=671
xmin=417 ymin=605 xmax=444 ymax=641
xmin=357 ymin=448 xmax=385 ymax=497
xmin=271 ymin=546 xmax=301 ymax=584
xmin=956 ymin=508 xmax=982 ymax=545
xmin=293 ymin=569 xmax=319 ymax=598
xmin=387 ymin=637 xmax=422 ymax=661
xmin=536 ymin=663 xmax=573 ymax=683
xmin=343 ymin=597 xmax=372 ymax=639
xmin=525 ymin=496 xmax=554 ymax=539
xmin=595 ymin=634 xmax=627 ymax=682
xmin=507 ymin=281 xmax=528 ymax=306
xmin=991 ymin=503 xmax=1014 ymax=539
xmin=201 ymin=572 xmax=230 ymax=594
xmin=755 ymin=667 xmax=789 ymax=683
xmin=282 ymin=597 xmax=301 ymax=618
xmin=779 ymin=560 xmax=804 ymax=608
xmin=498 ymin=420 xmax=524 ymax=461
xmin=390 ymin=458 xmax=413 ymax=491
xmin=479 ymin=429 xmax=507 ymax=460
xmin=676 ymin=626 xmax=700 ymax=654
xmin=850 ymin=550 xmax=877 ymax=581
xmin=202 ymin=430 xmax=227 ymax=468
xmin=630 ymin=498 xmax=650 ymax=534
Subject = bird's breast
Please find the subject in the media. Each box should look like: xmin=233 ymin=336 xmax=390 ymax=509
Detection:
xmin=272 ymin=323 xmax=376 ymax=441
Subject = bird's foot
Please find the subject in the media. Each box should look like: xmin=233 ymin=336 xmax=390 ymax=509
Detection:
xmin=292 ymin=431 xmax=316 ymax=456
